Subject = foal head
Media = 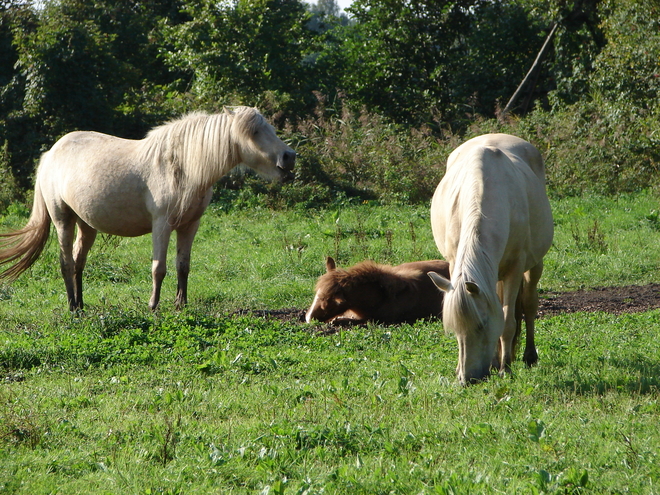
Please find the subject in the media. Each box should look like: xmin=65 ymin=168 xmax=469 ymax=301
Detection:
xmin=228 ymin=107 xmax=295 ymax=181
xmin=305 ymin=257 xmax=351 ymax=323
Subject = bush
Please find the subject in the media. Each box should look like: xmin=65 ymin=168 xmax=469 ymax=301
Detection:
xmin=284 ymin=98 xmax=452 ymax=204
xmin=0 ymin=141 xmax=20 ymax=209
xmin=210 ymin=98 xmax=455 ymax=208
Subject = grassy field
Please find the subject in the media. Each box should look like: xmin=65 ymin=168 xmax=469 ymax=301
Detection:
xmin=1 ymin=191 xmax=660 ymax=494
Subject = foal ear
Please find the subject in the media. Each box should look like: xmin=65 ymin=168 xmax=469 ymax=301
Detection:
xmin=428 ymin=271 xmax=453 ymax=293
xmin=325 ymin=257 xmax=336 ymax=272
xmin=465 ymin=281 xmax=481 ymax=295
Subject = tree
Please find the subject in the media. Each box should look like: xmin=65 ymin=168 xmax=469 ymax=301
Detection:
xmin=336 ymin=0 xmax=478 ymax=125
xmin=449 ymin=1 xmax=549 ymax=120
xmin=13 ymin=1 xmax=123 ymax=134
xmin=0 ymin=0 xmax=187 ymax=187
xmin=161 ymin=0 xmax=318 ymax=118
xmin=589 ymin=0 xmax=660 ymax=108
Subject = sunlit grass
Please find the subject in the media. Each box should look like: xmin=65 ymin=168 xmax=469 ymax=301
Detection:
xmin=1 ymin=192 xmax=660 ymax=493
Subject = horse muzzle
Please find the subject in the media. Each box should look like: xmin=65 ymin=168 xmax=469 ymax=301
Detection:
xmin=277 ymin=150 xmax=296 ymax=181
xmin=279 ymin=169 xmax=295 ymax=182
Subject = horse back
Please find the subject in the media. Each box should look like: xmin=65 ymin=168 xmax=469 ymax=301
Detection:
xmin=394 ymin=260 xmax=450 ymax=279
xmin=36 ymin=131 xmax=160 ymax=237
xmin=447 ymin=133 xmax=545 ymax=181
xmin=370 ymin=260 xmax=449 ymax=322
xmin=433 ymin=134 xmax=553 ymax=271
xmin=39 ymin=131 xmax=144 ymax=183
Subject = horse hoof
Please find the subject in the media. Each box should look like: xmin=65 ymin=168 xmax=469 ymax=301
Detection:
xmin=523 ymin=348 xmax=539 ymax=367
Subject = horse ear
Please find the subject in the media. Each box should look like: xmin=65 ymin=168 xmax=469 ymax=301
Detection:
xmin=428 ymin=271 xmax=453 ymax=293
xmin=223 ymin=106 xmax=234 ymax=116
xmin=326 ymin=257 xmax=336 ymax=272
xmin=465 ymin=281 xmax=480 ymax=295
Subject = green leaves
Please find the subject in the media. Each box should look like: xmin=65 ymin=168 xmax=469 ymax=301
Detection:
xmin=527 ymin=418 xmax=546 ymax=443
xmin=161 ymin=0 xmax=317 ymax=115
xmin=339 ymin=0 xmax=477 ymax=124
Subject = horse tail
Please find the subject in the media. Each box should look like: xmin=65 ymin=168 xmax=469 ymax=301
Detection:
xmin=0 ymin=182 xmax=51 ymax=280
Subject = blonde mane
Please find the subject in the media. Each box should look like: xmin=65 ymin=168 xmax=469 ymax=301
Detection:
xmin=443 ymin=181 xmax=500 ymax=337
xmin=139 ymin=107 xmax=268 ymax=219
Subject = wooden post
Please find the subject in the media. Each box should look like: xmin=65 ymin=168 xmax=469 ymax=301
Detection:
xmin=501 ymin=22 xmax=559 ymax=117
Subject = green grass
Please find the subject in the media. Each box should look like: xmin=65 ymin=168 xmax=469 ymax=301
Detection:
xmin=1 ymin=192 xmax=660 ymax=494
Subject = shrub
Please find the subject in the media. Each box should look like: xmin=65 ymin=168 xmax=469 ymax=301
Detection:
xmin=284 ymin=98 xmax=452 ymax=205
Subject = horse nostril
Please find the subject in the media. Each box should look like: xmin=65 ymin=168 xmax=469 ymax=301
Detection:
xmin=283 ymin=151 xmax=296 ymax=169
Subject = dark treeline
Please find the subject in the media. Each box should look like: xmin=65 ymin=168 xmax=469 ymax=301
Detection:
xmin=0 ymin=0 xmax=659 ymax=206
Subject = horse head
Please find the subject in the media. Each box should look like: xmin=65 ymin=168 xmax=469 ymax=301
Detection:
xmin=429 ymin=271 xmax=503 ymax=385
xmin=227 ymin=107 xmax=295 ymax=182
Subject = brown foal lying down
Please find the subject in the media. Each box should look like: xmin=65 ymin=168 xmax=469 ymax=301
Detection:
xmin=306 ymin=257 xmax=450 ymax=324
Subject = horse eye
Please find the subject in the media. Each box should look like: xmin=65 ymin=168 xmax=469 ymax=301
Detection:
xmin=253 ymin=130 xmax=260 ymax=138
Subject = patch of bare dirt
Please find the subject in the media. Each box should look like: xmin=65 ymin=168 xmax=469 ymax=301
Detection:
xmin=536 ymin=283 xmax=660 ymax=318
xmin=235 ymin=284 xmax=660 ymax=326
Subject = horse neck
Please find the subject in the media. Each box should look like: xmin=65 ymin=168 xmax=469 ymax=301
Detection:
xmin=142 ymin=113 xmax=240 ymax=192
xmin=180 ymin=113 xmax=239 ymax=190
xmin=342 ymin=280 xmax=374 ymax=309
xmin=334 ymin=266 xmax=385 ymax=310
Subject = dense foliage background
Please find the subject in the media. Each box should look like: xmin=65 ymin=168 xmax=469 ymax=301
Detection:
xmin=2 ymin=4 xmax=660 ymax=491
xmin=0 ymin=0 xmax=659 ymax=208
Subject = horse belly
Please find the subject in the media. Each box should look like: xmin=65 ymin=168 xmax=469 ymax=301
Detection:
xmin=63 ymin=177 xmax=154 ymax=237
xmin=79 ymin=198 xmax=153 ymax=237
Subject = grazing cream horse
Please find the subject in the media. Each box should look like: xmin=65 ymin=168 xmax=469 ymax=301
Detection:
xmin=428 ymin=134 xmax=553 ymax=385
xmin=0 ymin=107 xmax=295 ymax=310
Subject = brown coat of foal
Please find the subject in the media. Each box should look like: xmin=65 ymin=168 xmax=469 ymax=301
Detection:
xmin=306 ymin=257 xmax=450 ymax=324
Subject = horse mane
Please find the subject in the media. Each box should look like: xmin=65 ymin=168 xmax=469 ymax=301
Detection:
xmin=443 ymin=168 xmax=500 ymax=336
xmin=139 ymin=107 xmax=267 ymax=220
xmin=316 ymin=260 xmax=421 ymax=297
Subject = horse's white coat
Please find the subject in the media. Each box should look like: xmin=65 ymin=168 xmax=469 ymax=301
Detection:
xmin=0 ymin=107 xmax=295 ymax=310
xmin=429 ymin=133 xmax=553 ymax=385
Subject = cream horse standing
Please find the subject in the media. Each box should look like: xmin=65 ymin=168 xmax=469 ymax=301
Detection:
xmin=0 ymin=107 xmax=295 ymax=310
xmin=428 ymin=134 xmax=553 ymax=385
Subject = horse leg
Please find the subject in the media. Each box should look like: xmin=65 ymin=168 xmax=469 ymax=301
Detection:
xmin=498 ymin=268 xmax=524 ymax=373
xmin=493 ymin=281 xmax=504 ymax=369
xmin=52 ymin=211 xmax=78 ymax=311
xmin=521 ymin=261 xmax=544 ymax=366
xmin=149 ymin=221 xmax=172 ymax=311
xmin=72 ymin=220 xmax=97 ymax=310
xmin=174 ymin=219 xmax=201 ymax=309
xmin=511 ymin=281 xmax=524 ymax=360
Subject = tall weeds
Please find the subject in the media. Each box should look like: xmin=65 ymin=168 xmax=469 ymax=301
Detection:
xmin=290 ymin=96 xmax=452 ymax=204
xmin=281 ymin=95 xmax=660 ymax=207
xmin=217 ymin=97 xmax=456 ymax=209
